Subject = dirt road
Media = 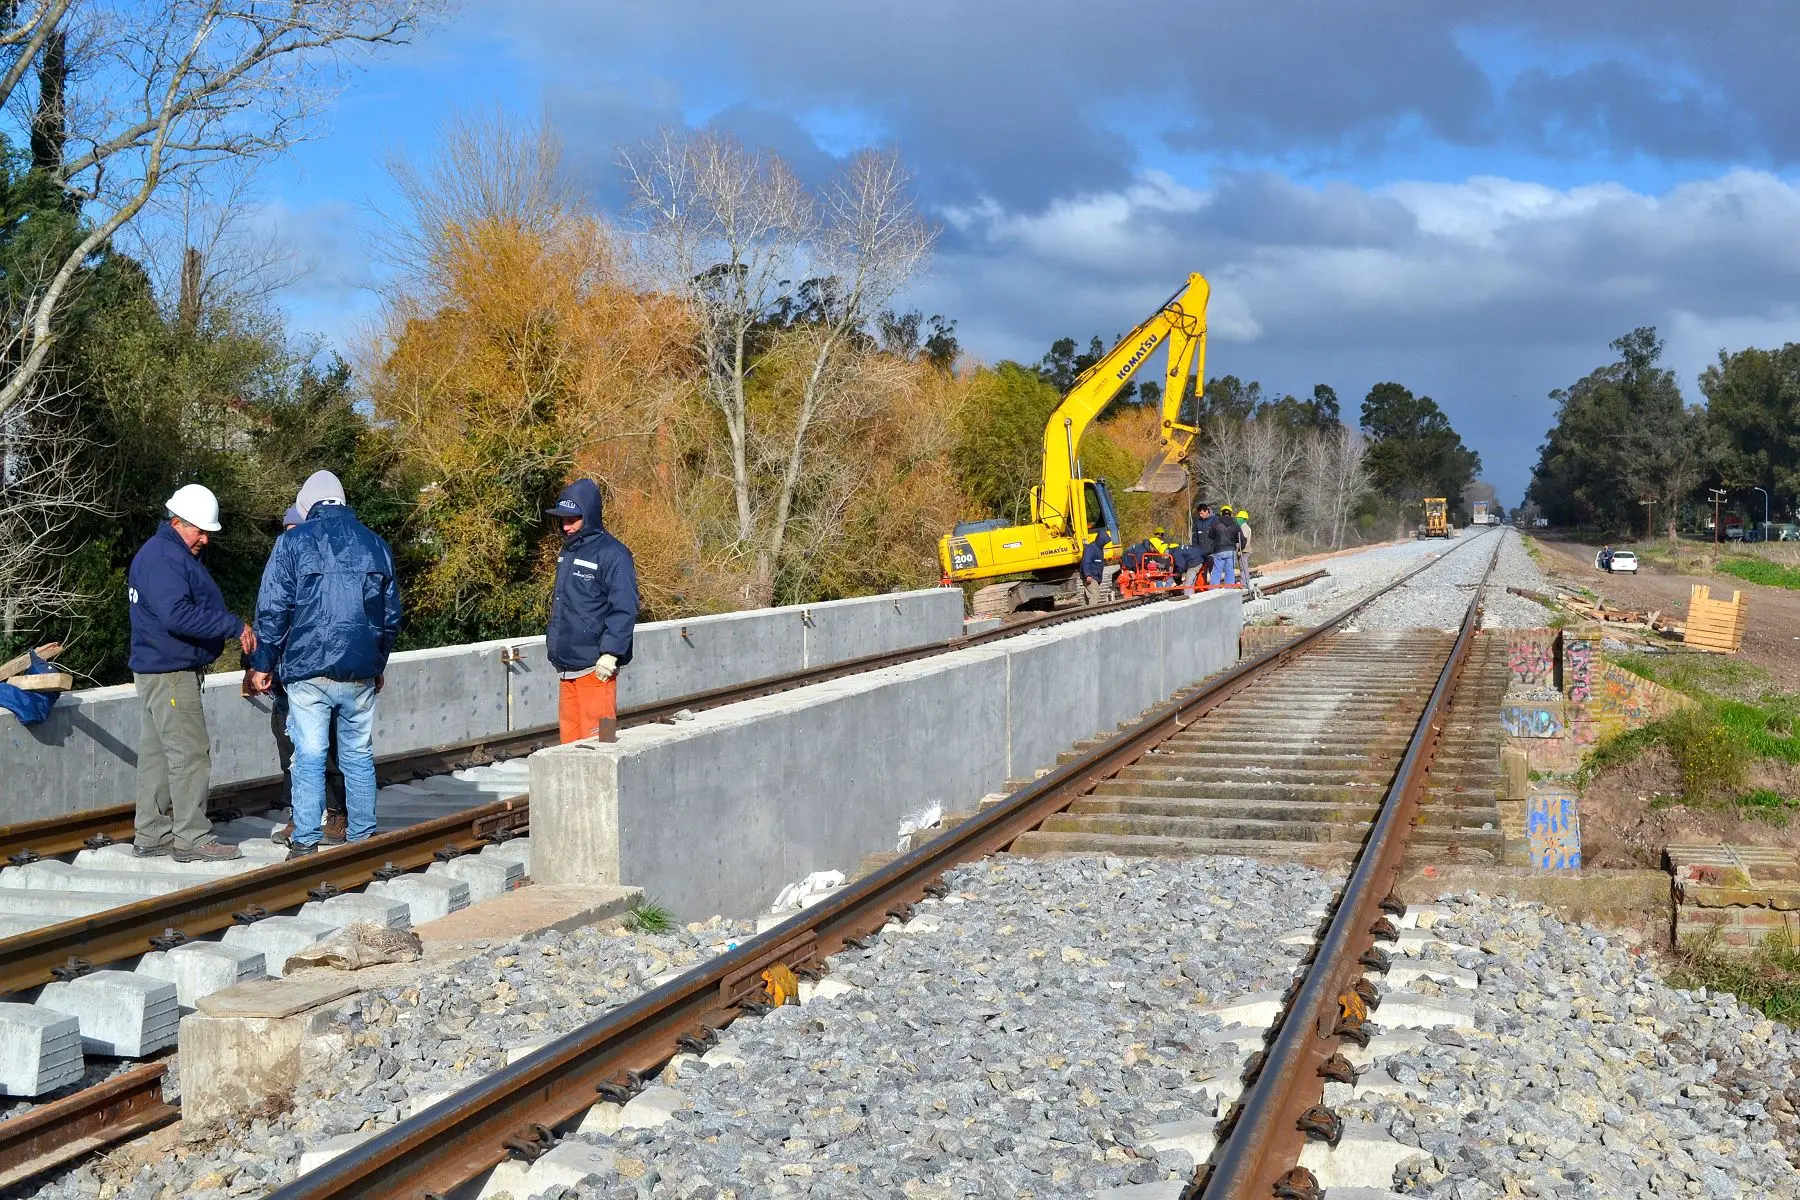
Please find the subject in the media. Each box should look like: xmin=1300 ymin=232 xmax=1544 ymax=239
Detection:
xmin=1531 ymin=537 xmax=1800 ymax=690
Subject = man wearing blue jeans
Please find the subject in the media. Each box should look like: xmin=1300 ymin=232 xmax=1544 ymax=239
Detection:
xmin=248 ymin=472 xmax=402 ymax=858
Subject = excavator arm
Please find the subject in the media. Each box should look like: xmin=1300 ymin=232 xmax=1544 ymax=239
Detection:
xmin=1035 ymin=273 xmax=1210 ymax=535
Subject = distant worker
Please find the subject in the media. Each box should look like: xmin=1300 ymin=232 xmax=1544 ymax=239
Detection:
xmin=1599 ymin=544 xmax=1614 ymax=572
xmin=249 ymin=472 xmax=401 ymax=858
xmin=1208 ymin=504 xmax=1242 ymax=587
xmin=1184 ymin=502 xmax=1218 ymax=595
xmin=1079 ymin=531 xmax=1107 ymax=606
xmin=546 ymin=479 xmax=639 ymax=743
xmin=127 ymin=484 xmax=255 ymax=862
xmin=1235 ymin=509 xmax=1253 ymax=585
xmin=246 ymin=505 xmax=347 ymax=847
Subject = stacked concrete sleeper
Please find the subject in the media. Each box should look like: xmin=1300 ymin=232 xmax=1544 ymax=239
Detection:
xmin=0 ymin=760 xmax=533 ymax=1097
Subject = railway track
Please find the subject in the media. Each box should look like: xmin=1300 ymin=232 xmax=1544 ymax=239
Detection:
xmin=0 ymin=584 xmax=1268 ymax=1188
xmin=255 ymin=530 xmax=1499 ymax=1200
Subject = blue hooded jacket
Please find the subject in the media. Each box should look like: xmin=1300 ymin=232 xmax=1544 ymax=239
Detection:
xmin=546 ymin=479 xmax=638 ymax=672
xmin=250 ymin=504 xmax=402 ymax=684
xmin=127 ymin=522 xmax=244 ymax=674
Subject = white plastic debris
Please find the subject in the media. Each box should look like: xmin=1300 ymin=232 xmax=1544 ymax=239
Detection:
xmin=894 ymin=803 xmax=943 ymax=851
xmin=770 ymin=870 xmax=846 ymax=913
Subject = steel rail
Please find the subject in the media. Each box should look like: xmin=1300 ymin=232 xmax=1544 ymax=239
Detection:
xmin=267 ymin=531 xmax=1498 ymax=1200
xmin=0 ymin=797 xmax=527 ymax=996
xmin=0 ymin=1062 xmax=176 ymax=1188
xmin=1199 ymin=532 xmax=1503 ymax=1200
xmin=0 ymin=597 xmax=1161 ymax=865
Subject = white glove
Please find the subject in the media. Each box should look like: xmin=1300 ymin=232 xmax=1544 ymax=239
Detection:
xmin=594 ymin=653 xmax=618 ymax=682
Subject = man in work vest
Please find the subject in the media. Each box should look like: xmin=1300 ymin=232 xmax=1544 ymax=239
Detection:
xmin=545 ymin=479 xmax=639 ymax=742
xmin=127 ymin=484 xmax=256 ymax=861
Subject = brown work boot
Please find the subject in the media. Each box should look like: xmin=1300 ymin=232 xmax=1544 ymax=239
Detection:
xmin=172 ymin=841 xmax=242 ymax=863
xmin=321 ymin=809 xmax=348 ymax=846
xmin=133 ymin=841 xmax=172 ymax=858
xmin=271 ymin=823 xmax=292 ymax=845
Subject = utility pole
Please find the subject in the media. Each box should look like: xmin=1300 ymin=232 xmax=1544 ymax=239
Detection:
xmin=1752 ymin=486 xmax=1770 ymax=541
xmin=1710 ymin=488 xmax=1727 ymax=546
xmin=1641 ymin=499 xmax=1652 ymax=543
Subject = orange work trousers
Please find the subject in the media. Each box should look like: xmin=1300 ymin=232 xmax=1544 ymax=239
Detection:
xmin=558 ymin=672 xmax=618 ymax=743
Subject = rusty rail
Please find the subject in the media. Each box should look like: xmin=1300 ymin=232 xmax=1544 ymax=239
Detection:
xmin=1199 ymin=532 xmax=1502 ymax=1199
xmin=266 ymin=531 xmax=1497 ymax=1200
xmin=0 ymin=1062 xmax=177 ymax=1188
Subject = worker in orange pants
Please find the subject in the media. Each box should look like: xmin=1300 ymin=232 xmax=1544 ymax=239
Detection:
xmin=544 ymin=478 xmax=639 ymax=743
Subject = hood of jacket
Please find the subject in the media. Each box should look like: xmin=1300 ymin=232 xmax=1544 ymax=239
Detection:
xmin=551 ymin=479 xmax=604 ymax=537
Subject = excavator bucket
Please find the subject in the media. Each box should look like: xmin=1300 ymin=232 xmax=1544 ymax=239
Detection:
xmin=1131 ymin=444 xmax=1191 ymax=494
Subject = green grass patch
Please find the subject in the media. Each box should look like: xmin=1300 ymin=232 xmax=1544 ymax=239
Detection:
xmin=1669 ymin=930 xmax=1800 ymax=1024
xmin=1612 ymin=650 xmax=1771 ymax=702
xmin=1717 ymin=557 xmax=1800 ymax=590
xmin=625 ymin=898 xmax=676 ymax=934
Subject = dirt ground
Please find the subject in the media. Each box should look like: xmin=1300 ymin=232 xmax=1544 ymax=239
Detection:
xmin=1578 ymin=746 xmax=1800 ymax=868
xmin=1532 ymin=535 xmax=1800 ymax=691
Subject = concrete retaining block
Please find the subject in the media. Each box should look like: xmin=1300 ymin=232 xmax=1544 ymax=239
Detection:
xmin=1 ymin=589 xmax=965 ymax=824
xmin=365 ymin=875 xmax=469 ymax=924
xmin=36 ymin=971 xmax=180 ymax=1057
xmin=137 ymin=942 xmax=267 ymax=1008
xmin=426 ymin=855 xmax=522 ymax=903
xmin=530 ymin=592 xmax=1239 ymax=918
xmin=297 ymin=894 xmax=411 ymax=931
xmin=222 ymin=917 xmax=336 ymax=978
xmin=0 ymin=1003 xmax=83 ymax=1096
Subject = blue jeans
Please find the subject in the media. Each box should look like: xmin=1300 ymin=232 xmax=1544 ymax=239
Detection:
xmin=286 ymin=678 xmax=378 ymax=845
xmin=1208 ymin=553 xmax=1238 ymax=586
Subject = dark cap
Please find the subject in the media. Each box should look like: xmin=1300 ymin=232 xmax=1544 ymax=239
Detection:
xmin=544 ymin=497 xmax=583 ymax=518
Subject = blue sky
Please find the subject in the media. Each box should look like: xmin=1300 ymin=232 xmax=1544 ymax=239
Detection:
xmin=254 ymin=0 xmax=1800 ymax=507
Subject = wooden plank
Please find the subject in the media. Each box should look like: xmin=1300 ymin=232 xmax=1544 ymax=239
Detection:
xmin=7 ymin=673 xmax=72 ymax=693
xmin=0 ymin=644 xmax=63 ymax=683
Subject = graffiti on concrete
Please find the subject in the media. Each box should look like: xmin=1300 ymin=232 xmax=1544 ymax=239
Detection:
xmin=1566 ymin=638 xmax=1595 ymax=704
xmin=1507 ymin=637 xmax=1554 ymax=686
xmin=1501 ymin=704 xmax=1564 ymax=738
xmin=1527 ymin=788 xmax=1581 ymax=870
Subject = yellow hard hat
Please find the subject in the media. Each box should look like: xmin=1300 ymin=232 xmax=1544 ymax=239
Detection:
xmin=1236 ymin=509 xmax=1249 ymax=520
xmin=1153 ymin=527 xmax=1165 ymax=536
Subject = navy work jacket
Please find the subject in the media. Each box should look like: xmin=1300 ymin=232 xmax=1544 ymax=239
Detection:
xmin=127 ymin=522 xmax=242 ymax=674
xmin=546 ymin=480 xmax=639 ymax=672
xmin=250 ymin=505 xmax=402 ymax=684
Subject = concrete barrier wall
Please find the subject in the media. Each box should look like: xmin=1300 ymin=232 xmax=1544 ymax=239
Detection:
xmin=0 ymin=589 xmax=965 ymax=823
xmin=530 ymin=590 xmax=1242 ymax=918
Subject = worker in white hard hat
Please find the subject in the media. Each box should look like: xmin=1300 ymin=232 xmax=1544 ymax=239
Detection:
xmin=125 ymin=484 xmax=257 ymax=861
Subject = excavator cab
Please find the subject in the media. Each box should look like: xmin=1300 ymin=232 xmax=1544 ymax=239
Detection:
xmin=1082 ymin=479 xmax=1121 ymax=548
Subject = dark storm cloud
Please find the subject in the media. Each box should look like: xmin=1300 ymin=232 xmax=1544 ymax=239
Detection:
xmin=497 ymin=0 xmax=1800 ymax=212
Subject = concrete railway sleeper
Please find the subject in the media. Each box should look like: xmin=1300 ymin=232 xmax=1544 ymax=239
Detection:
xmin=243 ymin=532 xmax=1498 ymax=1200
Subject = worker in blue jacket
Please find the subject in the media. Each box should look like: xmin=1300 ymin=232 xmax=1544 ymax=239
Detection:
xmin=248 ymin=471 xmax=402 ymax=857
xmin=127 ymin=484 xmax=256 ymax=862
xmin=545 ymin=478 xmax=639 ymax=742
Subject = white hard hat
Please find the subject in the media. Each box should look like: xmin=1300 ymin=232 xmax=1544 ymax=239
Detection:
xmin=166 ymin=483 xmax=222 ymax=532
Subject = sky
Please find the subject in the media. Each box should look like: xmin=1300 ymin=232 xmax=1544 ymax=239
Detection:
xmin=256 ymin=0 xmax=1800 ymax=507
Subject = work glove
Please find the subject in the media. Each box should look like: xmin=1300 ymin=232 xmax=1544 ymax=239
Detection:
xmin=595 ymin=653 xmax=618 ymax=682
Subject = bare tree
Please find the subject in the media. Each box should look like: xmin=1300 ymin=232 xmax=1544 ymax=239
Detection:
xmin=0 ymin=377 xmax=86 ymax=644
xmin=1303 ymin=425 xmax=1373 ymax=548
xmin=1195 ymin=414 xmax=1304 ymax=532
xmin=0 ymin=0 xmax=438 ymax=421
xmin=622 ymin=130 xmax=933 ymax=603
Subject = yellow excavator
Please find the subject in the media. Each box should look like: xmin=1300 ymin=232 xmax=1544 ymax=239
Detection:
xmin=940 ymin=273 xmax=1211 ymax=617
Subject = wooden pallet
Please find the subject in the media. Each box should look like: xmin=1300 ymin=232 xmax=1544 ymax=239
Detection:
xmin=1683 ymin=585 xmax=1748 ymax=653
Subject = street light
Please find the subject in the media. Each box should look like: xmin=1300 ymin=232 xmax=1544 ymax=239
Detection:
xmin=1710 ymin=488 xmax=1728 ymax=545
xmin=1751 ymin=486 xmax=1770 ymax=542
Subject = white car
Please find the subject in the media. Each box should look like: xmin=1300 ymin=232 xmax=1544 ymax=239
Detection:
xmin=1596 ymin=550 xmax=1638 ymax=574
